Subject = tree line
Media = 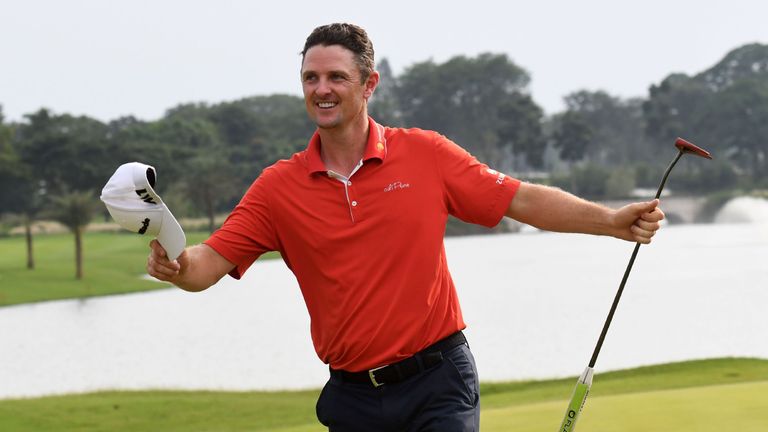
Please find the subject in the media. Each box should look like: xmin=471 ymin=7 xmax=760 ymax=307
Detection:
xmin=1 ymin=43 xmax=767 ymax=277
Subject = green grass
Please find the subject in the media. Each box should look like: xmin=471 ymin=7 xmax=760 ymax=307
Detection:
xmin=480 ymin=356 xmax=768 ymax=408
xmin=0 ymin=358 xmax=766 ymax=432
xmin=483 ymin=381 xmax=768 ymax=431
xmin=0 ymin=390 xmax=322 ymax=432
xmin=0 ymin=232 xmax=279 ymax=306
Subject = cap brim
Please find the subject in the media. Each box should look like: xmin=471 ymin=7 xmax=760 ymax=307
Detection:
xmin=156 ymin=208 xmax=186 ymax=261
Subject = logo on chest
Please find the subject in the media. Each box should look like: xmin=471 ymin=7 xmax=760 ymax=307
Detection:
xmin=383 ymin=181 xmax=410 ymax=192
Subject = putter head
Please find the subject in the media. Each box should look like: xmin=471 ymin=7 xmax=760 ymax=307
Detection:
xmin=675 ymin=137 xmax=713 ymax=159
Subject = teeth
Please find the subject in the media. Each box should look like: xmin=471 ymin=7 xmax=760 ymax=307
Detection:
xmin=318 ymin=102 xmax=337 ymax=108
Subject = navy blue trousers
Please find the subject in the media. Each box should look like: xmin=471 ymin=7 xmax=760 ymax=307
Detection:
xmin=315 ymin=343 xmax=480 ymax=432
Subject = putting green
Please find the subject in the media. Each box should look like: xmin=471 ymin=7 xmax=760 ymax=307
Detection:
xmin=482 ymin=380 xmax=768 ymax=431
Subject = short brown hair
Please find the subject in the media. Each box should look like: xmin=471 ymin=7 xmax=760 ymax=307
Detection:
xmin=301 ymin=23 xmax=375 ymax=83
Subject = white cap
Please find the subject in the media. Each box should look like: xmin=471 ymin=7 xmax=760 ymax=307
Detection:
xmin=100 ymin=162 xmax=186 ymax=260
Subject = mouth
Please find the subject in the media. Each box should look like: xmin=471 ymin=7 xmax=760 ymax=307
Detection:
xmin=316 ymin=101 xmax=338 ymax=109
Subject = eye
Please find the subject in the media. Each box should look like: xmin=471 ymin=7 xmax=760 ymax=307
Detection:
xmin=303 ymin=74 xmax=317 ymax=83
xmin=331 ymin=73 xmax=347 ymax=82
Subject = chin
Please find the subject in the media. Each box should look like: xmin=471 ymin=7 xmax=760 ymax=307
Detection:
xmin=314 ymin=116 xmax=342 ymax=129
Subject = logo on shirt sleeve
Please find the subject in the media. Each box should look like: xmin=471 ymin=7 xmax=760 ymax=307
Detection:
xmin=486 ymin=169 xmax=505 ymax=185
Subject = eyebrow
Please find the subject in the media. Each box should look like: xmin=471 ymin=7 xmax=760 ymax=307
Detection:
xmin=301 ymin=69 xmax=351 ymax=79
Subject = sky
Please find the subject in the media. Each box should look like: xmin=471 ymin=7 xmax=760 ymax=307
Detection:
xmin=2 ymin=0 xmax=767 ymax=123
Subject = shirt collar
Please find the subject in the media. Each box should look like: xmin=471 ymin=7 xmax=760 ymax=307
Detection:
xmin=305 ymin=116 xmax=388 ymax=175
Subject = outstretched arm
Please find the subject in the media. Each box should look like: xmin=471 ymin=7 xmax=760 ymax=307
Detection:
xmin=147 ymin=240 xmax=236 ymax=292
xmin=505 ymin=182 xmax=664 ymax=244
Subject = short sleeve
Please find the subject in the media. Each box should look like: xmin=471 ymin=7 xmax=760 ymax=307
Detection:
xmin=434 ymin=134 xmax=520 ymax=227
xmin=204 ymin=170 xmax=280 ymax=279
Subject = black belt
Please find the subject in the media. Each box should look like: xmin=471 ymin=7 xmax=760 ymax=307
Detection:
xmin=330 ymin=331 xmax=467 ymax=388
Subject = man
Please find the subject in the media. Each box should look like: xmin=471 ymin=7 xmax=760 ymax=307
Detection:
xmin=147 ymin=23 xmax=664 ymax=432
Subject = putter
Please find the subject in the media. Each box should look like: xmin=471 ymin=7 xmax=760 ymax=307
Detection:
xmin=557 ymin=137 xmax=712 ymax=432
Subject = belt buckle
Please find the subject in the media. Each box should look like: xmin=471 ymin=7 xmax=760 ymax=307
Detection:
xmin=368 ymin=364 xmax=388 ymax=387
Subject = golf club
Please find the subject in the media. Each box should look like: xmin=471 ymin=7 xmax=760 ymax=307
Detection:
xmin=557 ymin=137 xmax=712 ymax=432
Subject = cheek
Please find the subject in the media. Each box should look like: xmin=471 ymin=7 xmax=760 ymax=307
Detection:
xmin=304 ymin=95 xmax=312 ymax=106
xmin=302 ymin=81 xmax=316 ymax=96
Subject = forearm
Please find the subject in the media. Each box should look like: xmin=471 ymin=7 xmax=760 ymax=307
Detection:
xmin=150 ymin=242 xmax=235 ymax=292
xmin=505 ymin=183 xmax=619 ymax=237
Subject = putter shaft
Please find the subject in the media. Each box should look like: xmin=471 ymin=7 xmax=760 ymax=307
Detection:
xmin=588 ymin=150 xmax=684 ymax=368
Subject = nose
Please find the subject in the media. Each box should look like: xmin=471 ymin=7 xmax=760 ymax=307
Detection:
xmin=315 ymin=77 xmax=332 ymax=97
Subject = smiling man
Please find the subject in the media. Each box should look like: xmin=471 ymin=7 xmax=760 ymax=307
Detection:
xmin=147 ymin=23 xmax=664 ymax=432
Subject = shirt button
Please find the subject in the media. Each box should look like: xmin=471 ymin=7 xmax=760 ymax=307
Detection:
xmin=351 ymin=201 xmax=358 ymax=207
xmin=347 ymin=181 xmax=352 ymax=186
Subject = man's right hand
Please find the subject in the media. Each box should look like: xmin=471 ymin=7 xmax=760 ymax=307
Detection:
xmin=147 ymin=240 xmax=236 ymax=292
xmin=147 ymin=239 xmax=184 ymax=282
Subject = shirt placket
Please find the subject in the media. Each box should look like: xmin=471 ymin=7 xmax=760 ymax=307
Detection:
xmin=327 ymin=160 xmax=364 ymax=223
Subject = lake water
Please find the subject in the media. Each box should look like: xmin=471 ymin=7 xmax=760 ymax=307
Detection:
xmin=2 ymin=214 xmax=767 ymax=399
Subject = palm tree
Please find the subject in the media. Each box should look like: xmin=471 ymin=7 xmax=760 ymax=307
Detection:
xmin=47 ymin=191 xmax=99 ymax=279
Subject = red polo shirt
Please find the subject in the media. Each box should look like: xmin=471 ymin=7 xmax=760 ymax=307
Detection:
xmin=205 ymin=117 xmax=520 ymax=372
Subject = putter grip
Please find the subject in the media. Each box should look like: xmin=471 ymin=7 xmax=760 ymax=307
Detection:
xmin=557 ymin=367 xmax=593 ymax=432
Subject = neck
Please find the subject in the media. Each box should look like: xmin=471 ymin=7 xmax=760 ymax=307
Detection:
xmin=318 ymin=112 xmax=369 ymax=177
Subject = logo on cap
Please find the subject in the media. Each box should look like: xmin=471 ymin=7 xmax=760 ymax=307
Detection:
xmin=136 ymin=189 xmax=157 ymax=204
xmin=138 ymin=218 xmax=151 ymax=234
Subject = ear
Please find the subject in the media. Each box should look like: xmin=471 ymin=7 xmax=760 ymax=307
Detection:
xmin=363 ymin=70 xmax=380 ymax=100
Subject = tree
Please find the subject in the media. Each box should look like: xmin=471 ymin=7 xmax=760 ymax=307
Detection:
xmin=15 ymin=109 xmax=112 ymax=196
xmin=697 ymin=43 xmax=768 ymax=92
xmin=369 ymin=58 xmax=402 ymax=126
xmin=551 ymin=111 xmax=593 ymax=163
xmin=642 ymin=43 xmax=768 ymax=187
xmin=0 ymin=162 xmax=39 ymax=270
xmin=12 ymin=110 xmax=112 ymax=269
xmin=496 ymin=92 xmax=546 ymax=170
xmin=643 ymin=74 xmax=712 ymax=158
xmin=0 ymin=107 xmax=40 ymax=269
xmin=562 ymin=90 xmax=651 ymax=165
xmin=210 ymin=95 xmax=315 ymax=210
xmin=179 ymin=150 xmax=238 ymax=233
xmin=46 ymin=191 xmax=100 ymax=279
xmin=394 ymin=53 xmax=536 ymax=168
xmin=0 ymin=108 xmax=20 ymax=211
xmin=700 ymin=78 xmax=768 ymax=179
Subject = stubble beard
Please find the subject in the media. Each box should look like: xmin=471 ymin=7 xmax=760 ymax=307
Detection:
xmin=316 ymin=115 xmax=342 ymax=130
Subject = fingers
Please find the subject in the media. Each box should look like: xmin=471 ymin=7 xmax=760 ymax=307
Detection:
xmin=641 ymin=201 xmax=665 ymax=223
xmin=636 ymin=216 xmax=661 ymax=232
xmin=147 ymin=239 xmax=180 ymax=281
xmin=630 ymin=223 xmax=656 ymax=244
xmin=621 ymin=199 xmax=665 ymax=244
xmin=631 ymin=212 xmax=662 ymax=244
